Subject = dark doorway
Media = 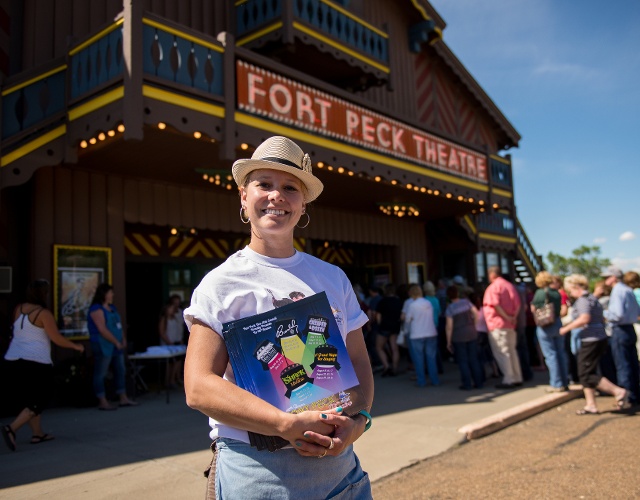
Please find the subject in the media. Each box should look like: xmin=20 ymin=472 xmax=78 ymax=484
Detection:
xmin=125 ymin=262 xmax=163 ymax=352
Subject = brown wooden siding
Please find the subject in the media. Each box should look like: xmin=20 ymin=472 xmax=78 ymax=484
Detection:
xmin=31 ymin=165 xmax=429 ymax=315
xmin=19 ymin=0 xmax=229 ymax=71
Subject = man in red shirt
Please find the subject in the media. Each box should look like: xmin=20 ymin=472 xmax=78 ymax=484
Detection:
xmin=483 ymin=266 xmax=523 ymax=388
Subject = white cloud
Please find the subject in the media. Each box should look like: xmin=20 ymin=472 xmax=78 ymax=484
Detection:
xmin=593 ymin=237 xmax=606 ymax=244
xmin=620 ymin=231 xmax=636 ymax=242
xmin=611 ymin=256 xmax=640 ymax=273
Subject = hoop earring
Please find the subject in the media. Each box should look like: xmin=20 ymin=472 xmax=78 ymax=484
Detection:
xmin=296 ymin=212 xmax=310 ymax=229
xmin=240 ymin=206 xmax=250 ymax=224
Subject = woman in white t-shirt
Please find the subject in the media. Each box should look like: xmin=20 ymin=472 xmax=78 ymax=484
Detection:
xmin=159 ymin=299 xmax=185 ymax=388
xmin=183 ymin=136 xmax=374 ymax=499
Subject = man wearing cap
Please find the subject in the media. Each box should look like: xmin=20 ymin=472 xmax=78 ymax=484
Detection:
xmin=483 ymin=266 xmax=523 ymax=389
xmin=602 ymin=265 xmax=640 ymax=405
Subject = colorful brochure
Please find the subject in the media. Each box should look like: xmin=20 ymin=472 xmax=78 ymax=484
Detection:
xmin=222 ymin=291 xmax=367 ymax=451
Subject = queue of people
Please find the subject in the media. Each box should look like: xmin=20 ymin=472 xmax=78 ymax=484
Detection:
xmin=360 ymin=264 xmax=640 ymax=418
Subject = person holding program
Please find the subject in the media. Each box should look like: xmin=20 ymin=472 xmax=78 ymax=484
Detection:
xmin=183 ymin=136 xmax=374 ymax=499
xmin=2 ymin=280 xmax=84 ymax=451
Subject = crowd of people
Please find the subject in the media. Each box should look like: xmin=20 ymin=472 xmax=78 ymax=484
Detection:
xmin=355 ymin=265 xmax=640 ymax=415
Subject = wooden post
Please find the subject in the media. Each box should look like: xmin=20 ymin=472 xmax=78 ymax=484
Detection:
xmin=122 ymin=0 xmax=144 ymax=141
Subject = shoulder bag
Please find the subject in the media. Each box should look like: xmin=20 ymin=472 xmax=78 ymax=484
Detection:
xmin=534 ymin=288 xmax=555 ymax=327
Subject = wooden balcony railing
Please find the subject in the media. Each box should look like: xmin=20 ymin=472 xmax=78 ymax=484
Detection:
xmin=236 ymin=0 xmax=388 ymax=66
xmin=476 ymin=212 xmax=515 ymax=236
xmin=490 ymin=154 xmax=512 ymax=189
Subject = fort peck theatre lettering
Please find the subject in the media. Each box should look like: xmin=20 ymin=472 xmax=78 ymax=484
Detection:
xmin=237 ymin=61 xmax=488 ymax=183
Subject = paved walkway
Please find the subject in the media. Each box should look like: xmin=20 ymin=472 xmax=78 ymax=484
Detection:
xmin=0 ymin=363 xmax=578 ymax=498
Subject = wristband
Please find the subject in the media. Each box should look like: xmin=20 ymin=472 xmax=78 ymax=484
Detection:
xmin=356 ymin=409 xmax=372 ymax=432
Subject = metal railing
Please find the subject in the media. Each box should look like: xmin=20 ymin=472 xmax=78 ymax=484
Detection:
xmin=516 ymin=220 xmax=543 ymax=274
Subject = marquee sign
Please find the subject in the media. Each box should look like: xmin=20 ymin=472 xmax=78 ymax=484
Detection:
xmin=237 ymin=61 xmax=487 ymax=183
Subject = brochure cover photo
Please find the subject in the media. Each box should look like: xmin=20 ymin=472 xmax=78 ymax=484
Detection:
xmin=222 ymin=291 xmax=367 ymax=451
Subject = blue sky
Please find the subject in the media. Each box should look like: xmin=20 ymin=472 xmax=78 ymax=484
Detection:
xmin=428 ymin=0 xmax=640 ymax=273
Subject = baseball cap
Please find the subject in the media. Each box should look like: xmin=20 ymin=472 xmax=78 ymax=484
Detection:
xmin=600 ymin=265 xmax=623 ymax=279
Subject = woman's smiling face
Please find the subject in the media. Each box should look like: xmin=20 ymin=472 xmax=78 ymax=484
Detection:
xmin=240 ymin=169 xmax=306 ymax=236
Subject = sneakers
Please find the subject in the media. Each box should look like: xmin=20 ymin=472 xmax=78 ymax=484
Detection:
xmin=545 ymin=386 xmax=568 ymax=393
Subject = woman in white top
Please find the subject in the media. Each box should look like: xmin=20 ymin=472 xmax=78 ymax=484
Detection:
xmin=183 ymin=136 xmax=374 ymax=499
xmin=2 ymin=280 xmax=84 ymax=452
xmin=159 ymin=299 xmax=184 ymax=387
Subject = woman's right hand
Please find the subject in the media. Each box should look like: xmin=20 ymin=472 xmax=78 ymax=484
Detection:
xmin=75 ymin=343 xmax=85 ymax=354
xmin=280 ymin=410 xmax=336 ymax=455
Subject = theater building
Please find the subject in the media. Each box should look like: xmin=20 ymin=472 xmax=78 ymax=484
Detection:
xmin=0 ymin=0 xmax=542 ymax=356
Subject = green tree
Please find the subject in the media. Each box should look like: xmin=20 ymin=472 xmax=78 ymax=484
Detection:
xmin=546 ymin=245 xmax=611 ymax=284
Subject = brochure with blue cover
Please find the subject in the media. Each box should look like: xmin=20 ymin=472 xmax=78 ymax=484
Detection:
xmin=222 ymin=291 xmax=367 ymax=451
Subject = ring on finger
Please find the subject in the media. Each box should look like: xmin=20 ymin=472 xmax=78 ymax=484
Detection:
xmin=328 ymin=438 xmax=335 ymax=450
xmin=317 ymin=449 xmax=328 ymax=458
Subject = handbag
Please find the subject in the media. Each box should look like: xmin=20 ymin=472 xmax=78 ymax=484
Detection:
xmin=534 ymin=289 xmax=555 ymax=327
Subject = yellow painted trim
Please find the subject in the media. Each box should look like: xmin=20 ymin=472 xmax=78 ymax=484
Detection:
xmin=463 ymin=215 xmax=477 ymax=235
xmin=143 ymin=85 xmax=225 ymax=118
xmin=143 ymin=18 xmax=224 ymax=53
xmin=124 ymin=237 xmax=143 ymax=256
xmin=235 ymin=0 xmax=249 ymax=5
xmin=133 ymin=233 xmax=159 ymax=256
xmin=490 ymin=154 xmax=510 ymax=165
xmin=320 ymin=0 xmax=388 ymax=38
xmin=492 ymin=187 xmax=513 ymax=198
xmin=237 ymin=21 xmax=283 ymax=46
xmin=430 ymin=27 xmax=443 ymax=44
xmin=68 ymin=86 xmax=124 ymax=121
xmin=410 ymin=0 xmax=432 ymax=21
xmin=517 ymin=244 xmax=537 ymax=275
xmin=293 ymin=22 xmax=390 ymax=74
xmin=478 ymin=232 xmax=516 ymax=244
xmin=2 ymin=65 xmax=67 ymax=96
xmin=0 ymin=125 xmax=66 ymax=167
xmin=69 ymin=19 xmax=124 ymax=56
xmin=235 ymin=112 xmax=489 ymax=191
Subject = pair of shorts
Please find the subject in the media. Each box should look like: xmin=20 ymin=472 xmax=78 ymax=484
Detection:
xmin=377 ymin=330 xmax=398 ymax=339
xmin=577 ymin=339 xmax=607 ymax=388
xmin=215 ymin=438 xmax=371 ymax=499
xmin=6 ymin=358 xmax=53 ymax=414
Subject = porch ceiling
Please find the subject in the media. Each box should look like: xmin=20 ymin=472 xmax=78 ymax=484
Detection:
xmin=76 ymin=126 xmax=474 ymax=223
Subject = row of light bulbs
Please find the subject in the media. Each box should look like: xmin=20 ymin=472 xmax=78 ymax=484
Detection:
xmin=314 ymin=160 xmax=501 ymax=212
xmin=79 ymin=124 xmax=125 ymax=149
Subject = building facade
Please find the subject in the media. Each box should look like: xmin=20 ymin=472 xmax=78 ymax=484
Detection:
xmin=0 ymin=0 xmax=542 ymax=356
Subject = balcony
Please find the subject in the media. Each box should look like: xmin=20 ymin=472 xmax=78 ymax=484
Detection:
xmin=235 ymin=0 xmax=389 ymax=91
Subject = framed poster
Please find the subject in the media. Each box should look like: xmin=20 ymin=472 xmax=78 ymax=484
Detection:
xmin=53 ymin=245 xmax=112 ymax=339
xmin=407 ymin=262 xmax=426 ymax=286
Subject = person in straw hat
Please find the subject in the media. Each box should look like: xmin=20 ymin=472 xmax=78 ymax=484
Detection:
xmin=183 ymin=136 xmax=374 ymax=499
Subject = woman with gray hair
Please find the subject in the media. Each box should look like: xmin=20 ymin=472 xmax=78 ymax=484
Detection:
xmin=559 ymin=274 xmax=629 ymax=414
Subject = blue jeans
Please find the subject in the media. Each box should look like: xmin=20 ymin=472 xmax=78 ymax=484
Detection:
xmin=92 ymin=342 xmax=126 ymax=399
xmin=452 ymin=339 xmax=484 ymax=389
xmin=610 ymin=325 xmax=639 ymax=403
xmin=536 ymin=319 xmax=569 ymax=388
xmin=216 ymin=438 xmax=371 ymax=499
xmin=409 ymin=337 xmax=439 ymax=386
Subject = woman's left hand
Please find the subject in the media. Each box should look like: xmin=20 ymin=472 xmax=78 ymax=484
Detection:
xmin=293 ymin=407 xmax=366 ymax=458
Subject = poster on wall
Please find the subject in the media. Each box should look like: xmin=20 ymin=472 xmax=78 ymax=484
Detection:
xmin=53 ymin=245 xmax=112 ymax=339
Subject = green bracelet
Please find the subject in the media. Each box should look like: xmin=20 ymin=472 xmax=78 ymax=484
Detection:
xmin=356 ymin=409 xmax=372 ymax=432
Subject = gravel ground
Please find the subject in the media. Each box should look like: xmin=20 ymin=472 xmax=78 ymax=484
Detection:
xmin=372 ymin=397 xmax=640 ymax=499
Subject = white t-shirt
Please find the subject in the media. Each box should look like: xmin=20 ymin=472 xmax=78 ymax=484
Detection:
xmin=405 ymin=297 xmax=437 ymax=339
xmin=183 ymin=246 xmax=369 ymax=443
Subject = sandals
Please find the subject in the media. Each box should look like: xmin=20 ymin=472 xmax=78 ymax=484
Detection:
xmin=576 ymin=407 xmax=599 ymax=416
xmin=30 ymin=434 xmax=55 ymax=445
xmin=615 ymin=390 xmax=630 ymax=410
xmin=2 ymin=425 xmax=16 ymax=451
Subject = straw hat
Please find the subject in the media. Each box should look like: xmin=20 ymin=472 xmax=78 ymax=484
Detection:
xmin=232 ymin=136 xmax=324 ymax=202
